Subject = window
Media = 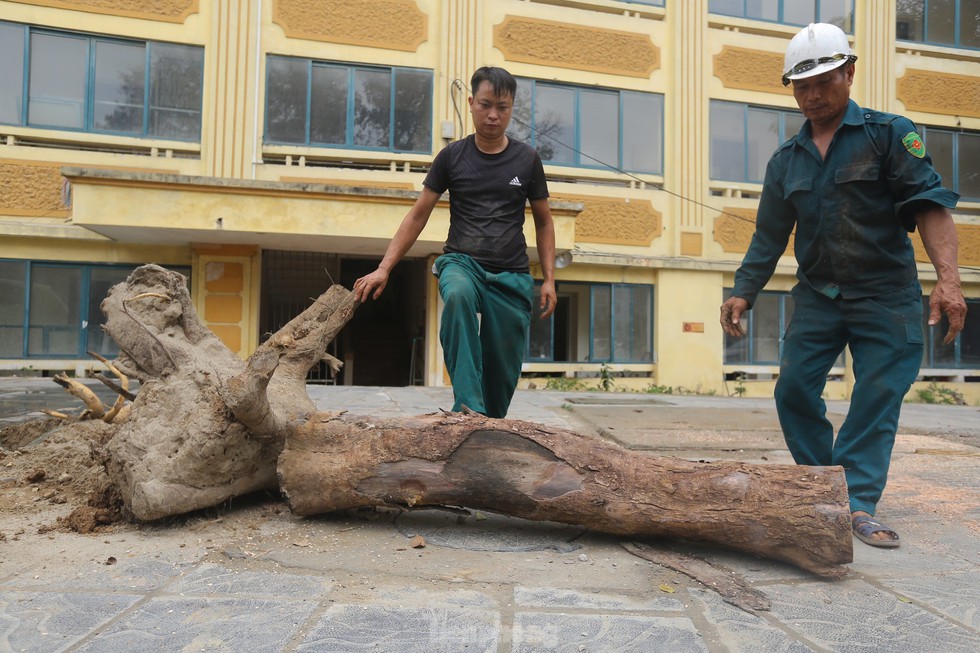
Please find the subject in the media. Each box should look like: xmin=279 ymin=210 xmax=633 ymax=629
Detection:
xmin=709 ymin=0 xmax=854 ymax=31
xmin=508 ymin=78 xmax=664 ymax=175
xmin=710 ymin=101 xmax=805 ymax=183
xmin=526 ymin=282 xmax=654 ymax=363
xmin=897 ymin=0 xmax=980 ymax=49
xmin=625 ymin=0 xmax=664 ymax=5
xmin=0 ymin=22 xmax=204 ymax=140
xmin=724 ymin=291 xmax=795 ymax=365
xmin=922 ymin=296 xmax=980 ymax=369
xmin=264 ymin=56 xmax=433 ymax=154
xmin=921 ymin=127 xmax=980 ymax=201
xmin=0 ymin=261 xmax=191 ymax=359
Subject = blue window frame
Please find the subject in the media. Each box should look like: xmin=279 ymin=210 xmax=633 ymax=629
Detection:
xmin=264 ymin=55 xmax=433 ymax=154
xmin=922 ymin=296 xmax=980 ymax=369
xmin=525 ymin=282 xmax=654 ymax=363
xmin=920 ymin=126 xmax=980 ymax=202
xmin=710 ymin=100 xmax=805 ymax=183
xmin=508 ymin=78 xmax=664 ymax=175
xmin=0 ymin=260 xmax=191 ymax=359
xmin=709 ymin=0 xmax=854 ymax=31
xmin=625 ymin=0 xmax=664 ymax=5
xmin=897 ymin=0 xmax=980 ymax=50
xmin=0 ymin=21 xmax=204 ymax=140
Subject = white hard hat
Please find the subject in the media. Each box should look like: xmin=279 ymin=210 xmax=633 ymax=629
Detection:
xmin=782 ymin=23 xmax=856 ymax=86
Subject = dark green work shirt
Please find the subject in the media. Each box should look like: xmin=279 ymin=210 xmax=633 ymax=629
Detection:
xmin=732 ymin=99 xmax=959 ymax=306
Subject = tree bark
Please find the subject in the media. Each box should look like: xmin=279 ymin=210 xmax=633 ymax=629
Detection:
xmin=277 ymin=411 xmax=852 ymax=578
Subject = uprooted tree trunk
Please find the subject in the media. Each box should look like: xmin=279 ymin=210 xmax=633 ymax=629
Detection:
xmin=99 ymin=264 xmax=852 ymax=578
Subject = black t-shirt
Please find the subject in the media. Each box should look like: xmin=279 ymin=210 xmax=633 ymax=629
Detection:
xmin=423 ymin=134 xmax=549 ymax=273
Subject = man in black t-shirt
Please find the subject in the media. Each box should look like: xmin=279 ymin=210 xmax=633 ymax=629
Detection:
xmin=353 ymin=66 xmax=556 ymax=418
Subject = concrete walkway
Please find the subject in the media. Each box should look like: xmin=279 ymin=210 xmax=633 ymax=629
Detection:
xmin=1 ymin=379 xmax=978 ymax=652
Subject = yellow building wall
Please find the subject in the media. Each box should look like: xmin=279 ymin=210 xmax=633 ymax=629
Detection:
xmin=1 ymin=0 xmax=979 ymax=399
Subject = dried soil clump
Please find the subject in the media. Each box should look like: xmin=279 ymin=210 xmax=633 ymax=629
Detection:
xmin=0 ymin=419 xmax=118 ymax=518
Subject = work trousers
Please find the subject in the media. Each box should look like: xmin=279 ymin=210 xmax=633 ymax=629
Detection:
xmin=774 ymin=283 xmax=924 ymax=515
xmin=434 ymin=253 xmax=533 ymax=418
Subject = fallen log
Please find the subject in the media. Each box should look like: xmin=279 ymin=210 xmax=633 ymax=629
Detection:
xmin=89 ymin=264 xmax=852 ymax=577
xmin=277 ymin=410 xmax=852 ymax=578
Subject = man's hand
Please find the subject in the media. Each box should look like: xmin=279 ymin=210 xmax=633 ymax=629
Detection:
xmin=538 ymin=280 xmax=557 ymax=320
xmin=929 ymin=278 xmax=967 ymax=344
xmin=720 ymin=296 xmax=750 ymax=337
xmin=353 ymin=268 xmax=390 ymax=303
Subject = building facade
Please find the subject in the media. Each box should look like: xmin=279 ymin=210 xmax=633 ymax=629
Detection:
xmin=1 ymin=0 xmax=978 ymax=400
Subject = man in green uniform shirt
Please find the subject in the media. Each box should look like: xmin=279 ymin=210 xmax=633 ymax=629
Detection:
xmin=720 ymin=23 xmax=966 ymax=548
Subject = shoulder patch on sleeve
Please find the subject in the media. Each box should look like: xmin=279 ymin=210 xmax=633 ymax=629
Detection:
xmin=901 ymin=131 xmax=926 ymax=158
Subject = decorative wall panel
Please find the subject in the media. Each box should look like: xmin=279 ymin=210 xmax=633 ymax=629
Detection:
xmin=713 ymin=46 xmax=790 ymax=95
xmin=274 ymin=0 xmax=427 ymax=51
xmin=897 ymin=70 xmax=980 ymax=118
xmin=11 ymin=0 xmax=198 ymax=22
xmin=0 ymin=161 xmax=69 ymax=217
xmin=493 ymin=16 xmax=658 ymax=78
xmin=560 ymin=197 xmax=662 ymax=246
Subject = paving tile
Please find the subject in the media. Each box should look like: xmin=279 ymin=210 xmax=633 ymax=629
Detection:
xmin=687 ymin=588 xmax=818 ymax=653
xmin=168 ymin=563 xmax=332 ymax=598
xmin=2 ymin=557 xmax=192 ymax=591
xmin=880 ymin=570 xmax=980 ymax=630
xmin=512 ymin=612 xmax=707 ymax=652
xmin=75 ymin=596 xmax=316 ymax=653
xmin=765 ymin=579 xmax=980 ymax=653
xmin=514 ymin=586 xmax=683 ymax=612
xmin=0 ymin=590 xmax=142 ymax=653
xmin=295 ymin=604 xmax=499 ymax=653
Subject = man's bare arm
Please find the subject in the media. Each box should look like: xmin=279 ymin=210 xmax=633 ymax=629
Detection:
xmin=353 ymin=187 xmax=442 ymax=302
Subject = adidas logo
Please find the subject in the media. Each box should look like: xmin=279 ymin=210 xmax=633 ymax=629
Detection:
xmin=509 ymin=176 xmax=521 ymax=186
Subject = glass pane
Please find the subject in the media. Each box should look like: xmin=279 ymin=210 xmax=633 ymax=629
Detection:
xmin=781 ymin=0 xmax=815 ymax=25
xmin=710 ymin=101 xmax=746 ymax=181
xmin=623 ymin=92 xmax=662 ymax=174
xmin=508 ymin=78 xmax=533 ymax=144
xmin=752 ymin=293 xmax=781 ymax=362
xmin=709 ymin=0 xmax=743 ymax=17
xmin=960 ymin=299 xmax=980 ymax=366
xmin=747 ymin=108 xmax=780 ymax=183
xmin=87 ymin=267 xmax=134 ymax=356
xmin=265 ymin=55 xmax=308 ymax=144
xmin=957 ymin=131 xmax=980 ymax=199
xmin=926 ymin=0 xmax=957 ymax=45
xmin=928 ymin=309 xmax=957 ymax=366
xmin=526 ymin=286 xmax=553 ymax=361
xmin=28 ymin=266 xmax=81 ymax=356
xmin=896 ymin=0 xmax=925 ymax=41
xmin=630 ymin=286 xmax=653 ymax=361
xmin=148 ymin=43 xmax=204 ymax=140
xmin=393 ymin=69 xmax=432 ymax=152
xmin=310 ymin=65 xmax=348 ymax=145
xmin=28 ymin=33 xmax=87 ymax=129
xmin=960 ymin=0 xmax=980 ymax=47
xmin=534 ymin=84 xmax=575 ymax=164
xmin=579 ymin=89 xmax=619 ymax=170
xmin=613 ymin=286 xmax=631 ymax=361
xmin=820 ymin=0 xmax=853 ymax=31
xmin=0 ymin=23 xmax=25 ymax=124
xmin=94 ymin=40 xmax=145 ymax=134
xmin=591 ymin=285 xmax=611 ymax=361
xmin=746 ymin=0 xmax=780 ymax=21
xmin=0 ymin=261 xmax=27 ymax=357
xmin=353 ymin=67 xmax=391 ymax=148
xmin=783 ymin=111 xmax=806 ymax=140
xmin=923 ymin=129 xmax=954 ymax=190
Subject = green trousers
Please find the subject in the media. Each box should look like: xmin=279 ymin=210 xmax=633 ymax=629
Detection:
xmin=434 ymin=253 xmax=533 ymax=418
xmin=775 ymin=283 xmax=924 ymax=515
